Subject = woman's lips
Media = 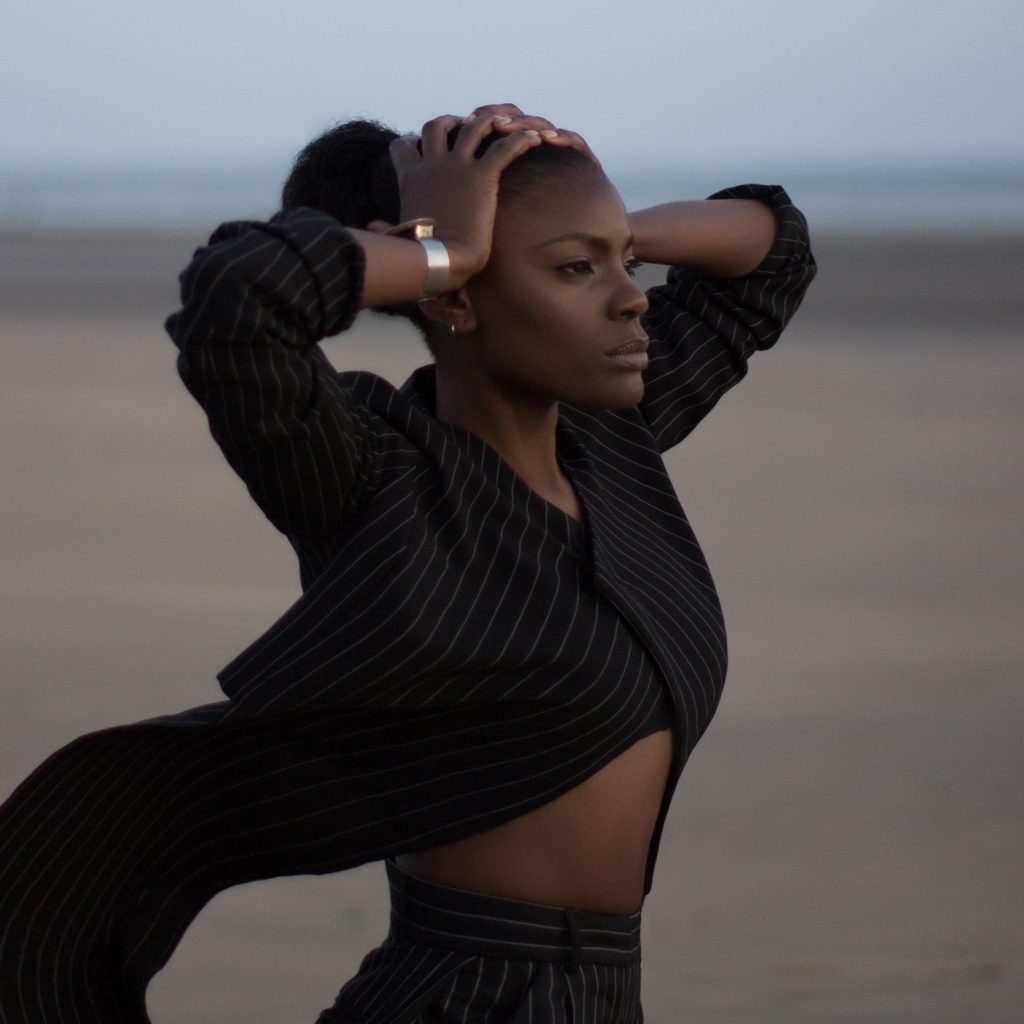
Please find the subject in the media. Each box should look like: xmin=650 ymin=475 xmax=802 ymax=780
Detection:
xmin=606 ymin=336 xmax=650 ymax=371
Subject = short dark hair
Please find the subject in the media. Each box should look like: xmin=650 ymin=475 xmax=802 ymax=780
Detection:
xmin=282 ymin=119 xmax=403 ymax=230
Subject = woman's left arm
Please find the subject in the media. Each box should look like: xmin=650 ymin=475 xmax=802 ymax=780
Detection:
xmin=630 ymin=197 xmax=777 ymax=278
xmin=633 ymin=184 xmax=817 ymax=452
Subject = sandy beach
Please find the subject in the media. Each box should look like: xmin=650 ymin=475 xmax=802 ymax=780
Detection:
xmin=1 ymin=226 xmax=1021 ymax=1022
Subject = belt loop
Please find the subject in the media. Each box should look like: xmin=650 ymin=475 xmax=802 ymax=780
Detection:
xmin=564 ymin=908 xmax=582 ymax=971
xmin=388 ymin=859 xmax=407 ymax=941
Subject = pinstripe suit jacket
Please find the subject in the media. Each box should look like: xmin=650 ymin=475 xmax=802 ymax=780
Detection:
xmin=0 ymin=184 xmax=815 ymax=1023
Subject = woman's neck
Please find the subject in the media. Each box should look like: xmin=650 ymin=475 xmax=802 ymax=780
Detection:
xmin=435 ymin=368 xmax=581 ymax=519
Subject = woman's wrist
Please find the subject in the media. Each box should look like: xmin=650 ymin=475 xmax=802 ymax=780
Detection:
xmin=352 ymin=228 xmax=481 ymax=308
xmin=381 ymin=220 xmax=450 ymax=297
xmin=352 ymin=229 xmax=435 ymax=308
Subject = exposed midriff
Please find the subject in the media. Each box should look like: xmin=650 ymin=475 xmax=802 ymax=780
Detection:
xmin=394 ymin=726 xmax=674 ymax=915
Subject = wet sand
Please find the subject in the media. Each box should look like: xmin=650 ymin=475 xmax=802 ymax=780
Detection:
xmin=1 ymin=228 xmax=1021 ymax=1022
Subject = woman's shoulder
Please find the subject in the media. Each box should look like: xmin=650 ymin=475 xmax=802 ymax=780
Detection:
xmin=333 ymin=365 xmax=456 ymax=459
xmin=336 ymin=365 xmax=431 ymax=421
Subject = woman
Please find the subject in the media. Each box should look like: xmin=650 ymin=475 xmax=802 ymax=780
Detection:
xmin=0 ymin=104 xmax=815 ymax=1022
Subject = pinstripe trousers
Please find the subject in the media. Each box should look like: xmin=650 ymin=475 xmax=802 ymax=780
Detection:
xmin=316 ymin=859 xmax=644 ymax=1023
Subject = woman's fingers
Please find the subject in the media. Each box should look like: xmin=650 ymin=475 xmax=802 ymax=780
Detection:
xmin=465 ymin=102 xmax=526 ymax=121
xmin=477 ymin=112 xmax=600 ymax=167
xmin=534 ymin=127 xmax=601 ymax=166
xmin=414 ymin=110 xmax=596 ymax=167
xmin=419 ymin=115 xmax=462 ymax=159
xmin=420 ymin=113 xmax=521 ymax=162
xmin=450 ymin=113 xmax=513 ymax=158
xmin=467 ymin=105 xmax=556 ymax=137
xmin=485 ymin=114 xmax=556 ymax=134
xmin=477 ymin=128 xmax=544 ymax=173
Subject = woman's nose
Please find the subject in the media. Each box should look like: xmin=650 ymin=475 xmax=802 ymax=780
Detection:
xmin=614 ymin=274 xmax=649 ymax=320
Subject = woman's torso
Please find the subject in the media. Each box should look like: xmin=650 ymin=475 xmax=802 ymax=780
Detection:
xmin=394 ymin=446 xmax=677 ymax=915
xmin=395 ymin=724 xmax=674 ymax=914
xmin=219 ymin=377 xmax=727 ymax=901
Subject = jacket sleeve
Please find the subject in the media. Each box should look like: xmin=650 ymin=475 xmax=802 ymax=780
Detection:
xmin=165 ymin=208 xmax=375 ymax=541
xmin=638 ymin=184 xmax=817 ymax=452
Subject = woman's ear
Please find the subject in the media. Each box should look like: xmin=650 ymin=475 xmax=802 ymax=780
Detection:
xmin=418 ymin=286 xmax=478 ymax=336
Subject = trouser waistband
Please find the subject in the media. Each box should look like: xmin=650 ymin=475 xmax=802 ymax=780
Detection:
xmin=384 ymin=858 xmax=642 ymax=969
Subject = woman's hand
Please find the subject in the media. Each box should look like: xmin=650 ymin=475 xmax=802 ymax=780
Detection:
xmin=377 ymin=106 xmax=600 ymax=291
xmin=355 ymin=105 xmax=601 ymax=308
xmin=385 ymin=113 xmax=543 ymax=290
xmin=462 ymin=103 xmax=601 ymax=168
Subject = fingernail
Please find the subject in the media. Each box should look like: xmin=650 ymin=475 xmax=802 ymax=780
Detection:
xmin=540 ymin=129 xmax=558 ymax=139
xmin=523 ymin=129 xmax=540 ymax=137
xmin=462 ymin=113 xmax=477 ymax=123
xmin=495 ymin=115 xmax=513 ymax=124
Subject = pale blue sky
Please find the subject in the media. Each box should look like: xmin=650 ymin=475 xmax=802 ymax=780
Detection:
xmin=2 ymin=0 xmax=1021 ymax=174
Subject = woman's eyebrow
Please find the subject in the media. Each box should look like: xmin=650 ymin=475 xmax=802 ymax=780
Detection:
xmin=534 ymin=231 xmax=635 ymax=252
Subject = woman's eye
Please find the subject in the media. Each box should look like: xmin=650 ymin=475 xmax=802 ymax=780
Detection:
xmin=560 ymin=259 xmax=593 ymax=276
xmin=624 ymin=258 xmax=643 ymax=278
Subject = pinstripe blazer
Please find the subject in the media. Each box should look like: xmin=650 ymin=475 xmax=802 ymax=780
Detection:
xmin=0 ymin=184 xmax=815 ymax=1023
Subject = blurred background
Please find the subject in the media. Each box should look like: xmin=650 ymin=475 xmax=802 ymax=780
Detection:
xmin=1 ymin=2 xmax=1021 ymax=1021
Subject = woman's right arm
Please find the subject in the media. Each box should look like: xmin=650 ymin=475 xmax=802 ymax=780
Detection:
xmin=166 ymin=210 xmax=384 ymax=541
xmin=164 ymin=195 xmax=495 ymax=542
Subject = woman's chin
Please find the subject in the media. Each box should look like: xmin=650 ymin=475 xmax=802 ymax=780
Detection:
xmin=572 ymin=376 xmax=645 ymax=411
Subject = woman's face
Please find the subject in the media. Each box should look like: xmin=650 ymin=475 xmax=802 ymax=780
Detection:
xmin=463 ymin=167 xmax=649 ymax=411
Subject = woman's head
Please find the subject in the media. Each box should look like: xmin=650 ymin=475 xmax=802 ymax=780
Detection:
xmin=457 ymin=163 xmax=649 ymax=412
xmin=282 ymin=117 xmax=647 ymax=412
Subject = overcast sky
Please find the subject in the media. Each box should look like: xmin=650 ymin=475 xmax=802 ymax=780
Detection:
xmin=2 ymin=0 xmax=1021 ymax=175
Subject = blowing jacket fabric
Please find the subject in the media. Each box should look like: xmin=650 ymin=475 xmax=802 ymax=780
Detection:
xmin=0 ymin=184 xmax=815 ymax=1023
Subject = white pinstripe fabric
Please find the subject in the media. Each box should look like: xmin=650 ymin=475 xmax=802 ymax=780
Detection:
xmin=0 ymin=185 xmax=814 ymax=1022
xmin=318 ymin=950 xmax=643 ymax=1024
